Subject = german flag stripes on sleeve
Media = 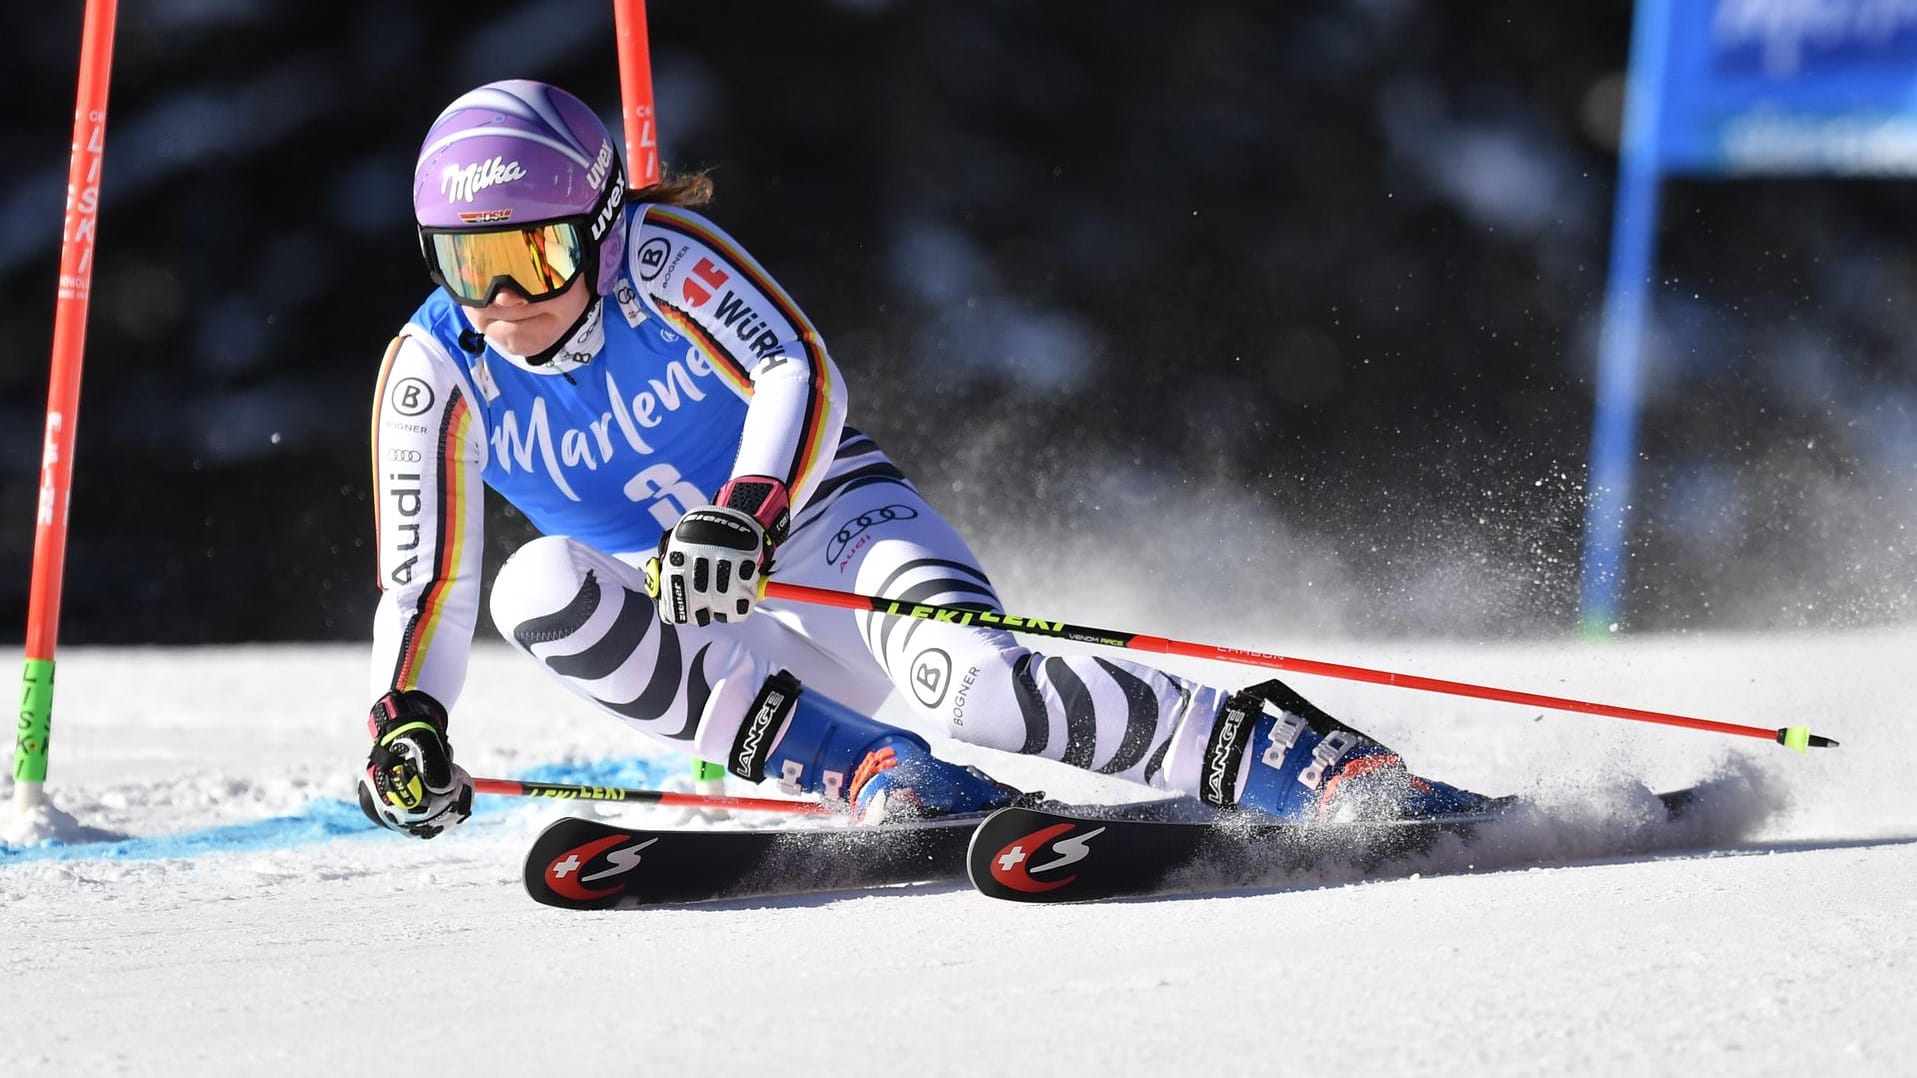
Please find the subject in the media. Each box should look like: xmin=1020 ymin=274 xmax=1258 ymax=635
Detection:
xmin=628 ymin=204 xmax=848 ymax=514
xmin=367 ymin=331 xmax=488 ymax=709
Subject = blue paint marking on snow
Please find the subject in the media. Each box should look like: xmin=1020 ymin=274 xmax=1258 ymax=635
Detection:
xmin=515 ymin=756 xmax=672 ymax=790
xmin=0 ymin=756 xmax=676 ymax=864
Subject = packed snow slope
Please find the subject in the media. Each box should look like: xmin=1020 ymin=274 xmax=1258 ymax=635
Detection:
xmin=3 ymin=626 xmax=1912 ymax=1077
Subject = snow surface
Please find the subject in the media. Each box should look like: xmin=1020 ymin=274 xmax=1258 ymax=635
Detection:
xmin=3 ymin=628 xmax=1913 ymax=1076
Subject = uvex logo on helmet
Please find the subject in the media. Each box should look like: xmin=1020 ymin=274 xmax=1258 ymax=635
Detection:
xmin=442 ymin=156 xmax=526 ymax=204
xmin=585 ymin=139 xmax=616 ymax=190
xmin=590 ymin=174 xmax=626 ymax=243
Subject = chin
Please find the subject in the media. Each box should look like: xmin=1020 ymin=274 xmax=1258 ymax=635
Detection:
xmin=489 ymin=325 xmax=555 ymax=357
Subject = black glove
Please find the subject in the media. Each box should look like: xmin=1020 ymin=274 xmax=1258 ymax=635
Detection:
xmin=357 ymin=689 xmax=473 ymax=839
xmin=650 ymin=476 xmax=789 ymax=626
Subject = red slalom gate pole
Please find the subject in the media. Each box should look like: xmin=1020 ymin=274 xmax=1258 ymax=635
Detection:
xmin=760 ymin=580 xmax=1839 ymax=753
xmin=14 ymin=0 xmax=119 ymax=820
xmin=611 ymin=1 xmax=730 ymax=801
xmin=471 ymin=777 xmax=831 ymax=816
xmin=613 ymin=0 xmax=660 ymax=188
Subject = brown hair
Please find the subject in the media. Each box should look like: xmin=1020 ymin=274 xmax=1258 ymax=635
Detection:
xmin=633 ymin=168 xmax=714 ymax=207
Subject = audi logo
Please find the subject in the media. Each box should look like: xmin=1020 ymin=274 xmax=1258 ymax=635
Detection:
xmin=825 ymin=504 xmax=919 ymax=564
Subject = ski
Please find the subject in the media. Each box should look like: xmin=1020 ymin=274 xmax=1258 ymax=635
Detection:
xmin=968 ymin=787 xmax=1700 ymax=904
xmin=523 ymin=813 xmax=981 ymax=910
xmin=520 ymin=796 xmax=1200 ymax=910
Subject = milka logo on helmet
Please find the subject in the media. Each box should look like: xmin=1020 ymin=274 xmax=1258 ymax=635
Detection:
xmin=442 ymin=156 xmax=526 ymax=203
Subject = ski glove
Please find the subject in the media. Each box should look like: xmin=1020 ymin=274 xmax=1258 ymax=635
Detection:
xmin=357 ymin=689 xmax=473 ymax=839
xmin=649 ymin=476 xmax=790 ymax=626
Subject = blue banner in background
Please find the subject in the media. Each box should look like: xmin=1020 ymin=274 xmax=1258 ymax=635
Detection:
xmin=1580 ymin=0 xmax=1917 ymax=630
xmin=1658 ymin=0 xmax=1917 ymax=174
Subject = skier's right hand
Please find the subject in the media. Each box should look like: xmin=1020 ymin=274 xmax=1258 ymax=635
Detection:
xmin=357 ymin=689 xmax=473 ymax=839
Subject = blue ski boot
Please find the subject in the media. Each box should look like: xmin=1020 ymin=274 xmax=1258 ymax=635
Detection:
xmin=1196 ymin=679 xmax=1491 ymax=823
xmin=723 ymin=670 xmax=1019 ymax=823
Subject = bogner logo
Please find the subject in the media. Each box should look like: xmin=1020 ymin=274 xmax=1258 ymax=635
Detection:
xmin=441 ymin=156 xmax=525 ymax=203
xmin=733 ymin=689 xmax=787 ymax=779
xmin=1203 ymin=704 xmax=1249 ymax=806
xmin=911 ymin=648 xmax=952 ymax=709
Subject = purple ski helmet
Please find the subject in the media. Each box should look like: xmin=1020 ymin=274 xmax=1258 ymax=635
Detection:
xmin=413 ymin=79 xmax=628 ymax=300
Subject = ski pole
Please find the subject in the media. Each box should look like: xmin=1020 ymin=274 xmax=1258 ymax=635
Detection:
xmin=759 ymin=580 xmax=1838 ymax=753
xmin=471 ymin=777 xmax=833 ymax=816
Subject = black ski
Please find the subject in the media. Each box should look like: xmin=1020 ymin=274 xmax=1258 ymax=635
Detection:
xmin=520 ymin=797 xmax=1198 ymax=910
xmin=523 ymin=814 xmax=980 ymax=910
xmin=968 ymin=788 xmax=1700 ymax=904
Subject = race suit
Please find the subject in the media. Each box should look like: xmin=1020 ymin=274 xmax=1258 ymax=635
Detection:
xmin=368 ymin=202 xmax=1229 ymax=792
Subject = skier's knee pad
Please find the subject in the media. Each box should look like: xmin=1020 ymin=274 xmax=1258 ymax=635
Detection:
xmin=490 ymin=535 xmax=600 ymax=649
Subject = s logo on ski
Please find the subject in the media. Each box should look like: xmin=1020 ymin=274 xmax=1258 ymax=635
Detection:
xmin=544 ymin=834 xmax=661 ymax=902
xmin=989 ymin=823 xmax=1105 ymax=894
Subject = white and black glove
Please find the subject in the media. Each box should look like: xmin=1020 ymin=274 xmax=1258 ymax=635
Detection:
xmin=650 ymin=476 xmax=790 ymax=626
xmin=357 ymin=689 xmax=473 ymax=839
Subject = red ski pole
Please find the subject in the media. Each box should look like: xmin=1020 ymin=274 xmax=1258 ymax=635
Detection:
xmin=471 ymin=776 xmax=833 ymax=816
xmin=760 ymin=580 xmax=1838 ymax=753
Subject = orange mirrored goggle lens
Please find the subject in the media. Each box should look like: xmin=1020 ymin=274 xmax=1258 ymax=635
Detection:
xmin=427 ymin=222 xmax=586 ymax=306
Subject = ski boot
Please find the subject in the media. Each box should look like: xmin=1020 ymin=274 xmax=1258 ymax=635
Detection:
xmin=1196 ymin=679 xmax=1491 ymax=823
xmin=724 ymin=670 xmax=1019 ymax=824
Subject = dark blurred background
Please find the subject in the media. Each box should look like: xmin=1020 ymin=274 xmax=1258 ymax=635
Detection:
xmin=3 ymin=0 xmax=1914 ymax=645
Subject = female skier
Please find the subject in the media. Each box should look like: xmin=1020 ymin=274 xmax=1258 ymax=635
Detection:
xmin=358 ymin=80 xmax=1487 ymax=837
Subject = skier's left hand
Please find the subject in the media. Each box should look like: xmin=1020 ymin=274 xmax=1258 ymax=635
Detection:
xmin=650 ymin=476 xmax=789 ymax=626
xmin=357 ymin=689 xmax=473 ymax=839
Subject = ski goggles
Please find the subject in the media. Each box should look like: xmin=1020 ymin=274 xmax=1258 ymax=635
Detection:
xmin=420 ymin=219 xmax=588 ymax=307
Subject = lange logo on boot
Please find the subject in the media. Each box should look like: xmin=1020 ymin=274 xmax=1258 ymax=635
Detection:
xmin=544 ymin=834 xmax=660 ymax=902
xmin=734 ymin=690 xmax=784 ymax=778
xmin=1201 ymin=703 xmax=1251 ymax=806
xmin=990 ymin=823 xmax=1104 ymax=893
xmin=729 ymin=671 xmax=801 ymax=782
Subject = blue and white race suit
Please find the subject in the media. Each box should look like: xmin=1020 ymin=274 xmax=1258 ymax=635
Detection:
xmin=369 ymin=202 xmax=1229 ymax=794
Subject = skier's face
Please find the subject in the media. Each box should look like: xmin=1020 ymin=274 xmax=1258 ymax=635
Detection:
xmin=468 ymin=273 xmax=590 ymax=357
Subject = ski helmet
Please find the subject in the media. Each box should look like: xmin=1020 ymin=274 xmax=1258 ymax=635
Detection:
xmin=413 ymin=79 xmax=628 ymax=301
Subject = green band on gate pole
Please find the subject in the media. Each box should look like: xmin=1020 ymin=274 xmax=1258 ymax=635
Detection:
xmin=15 ymin=658 xmax=55 ymax=784
xmin=693 ymin=759 xmax=726 ymax=783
